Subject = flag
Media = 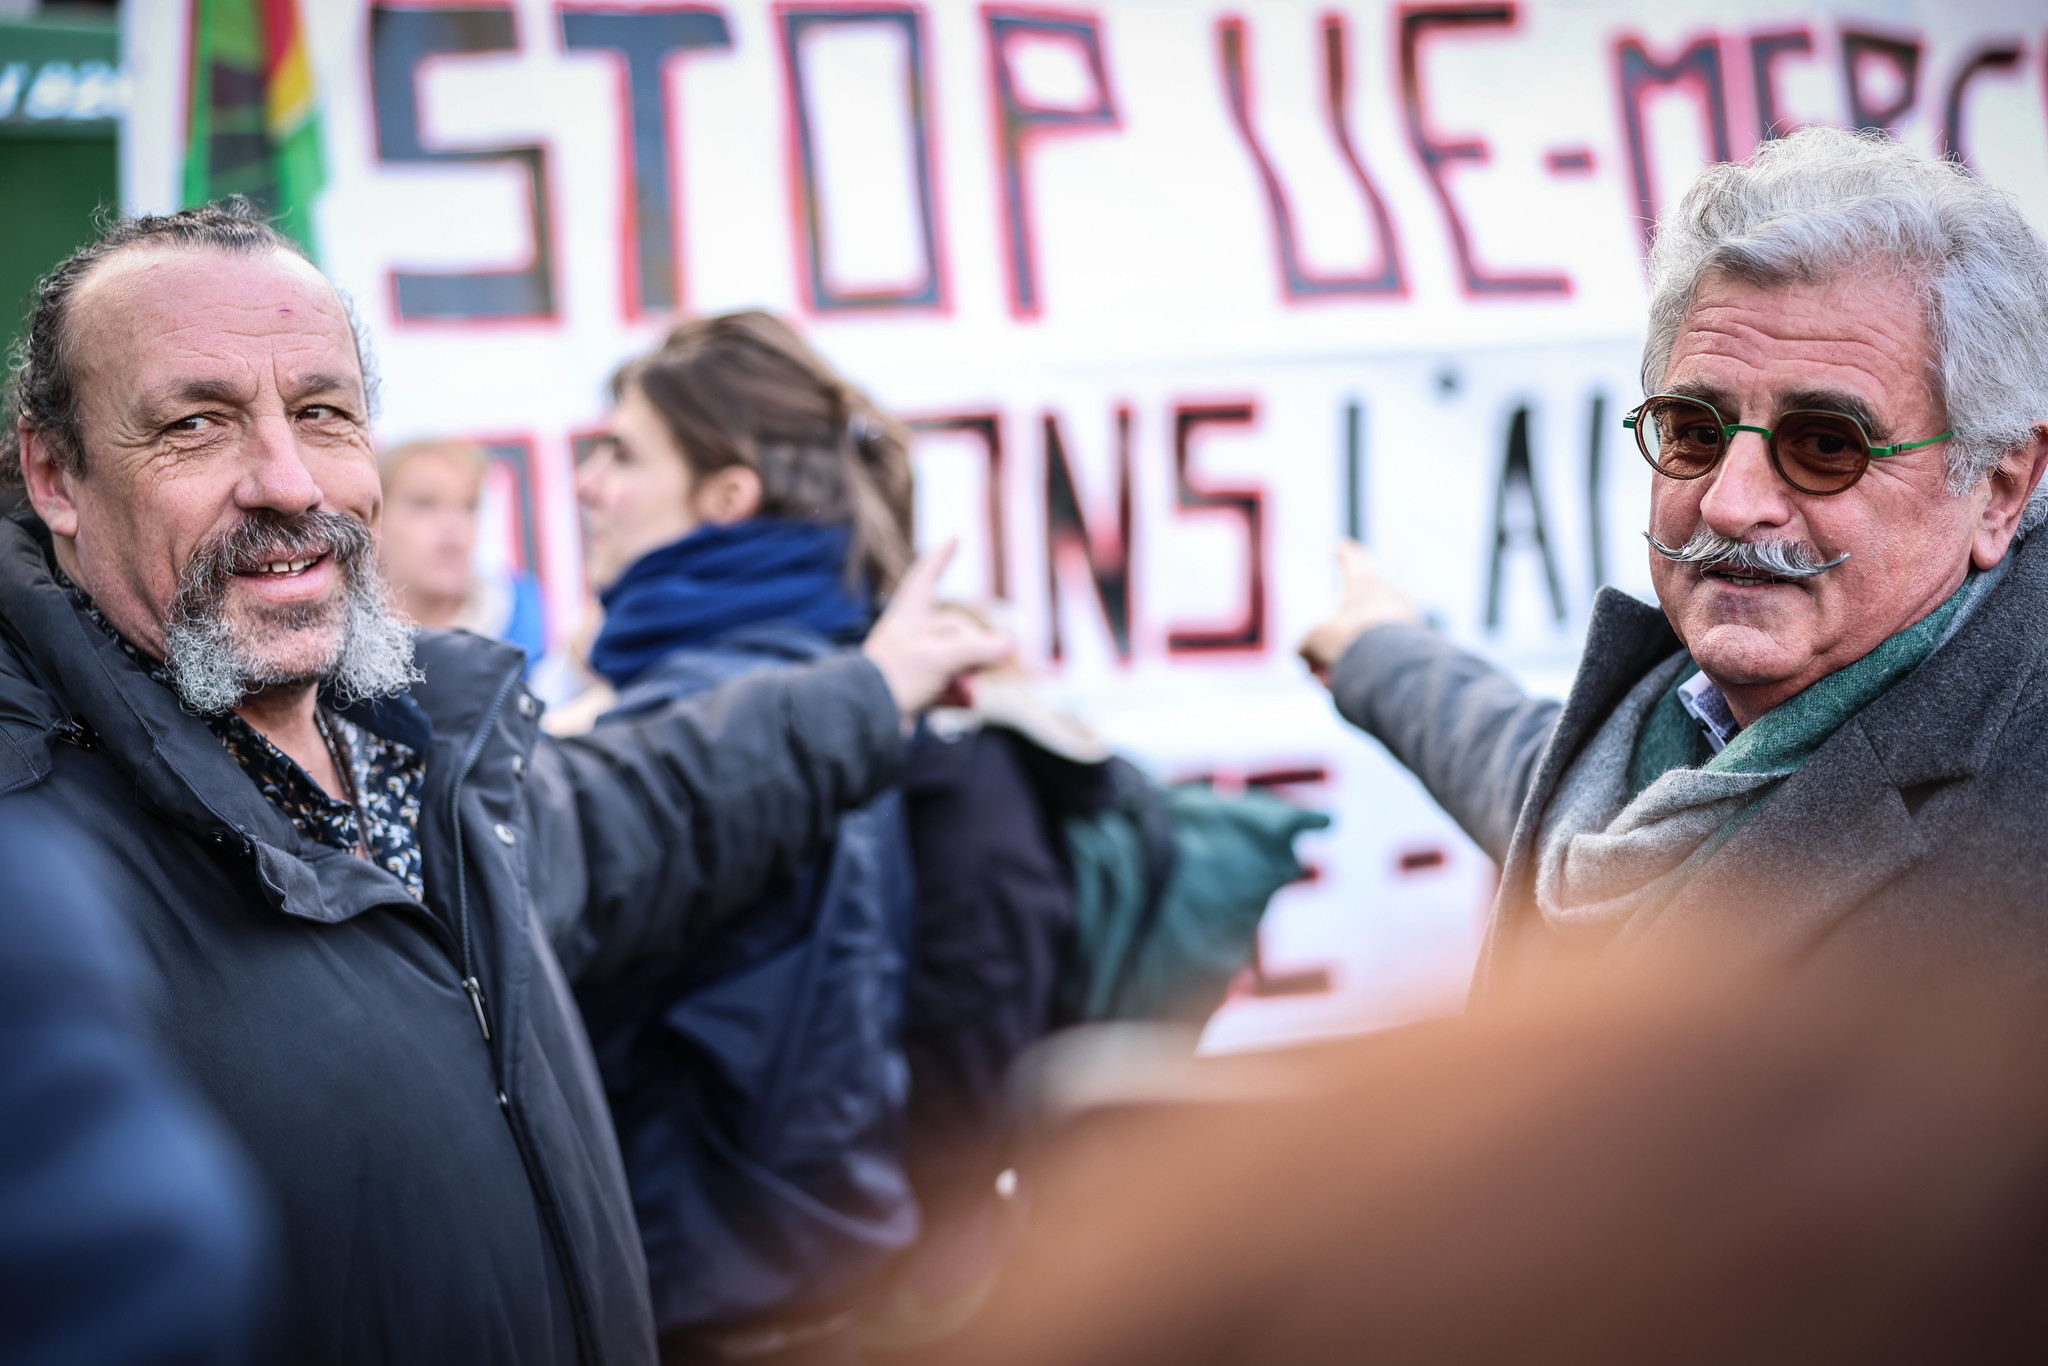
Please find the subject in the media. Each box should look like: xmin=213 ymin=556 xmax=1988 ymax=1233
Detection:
xmin=182 ymin=0 xmax=326 ymax=257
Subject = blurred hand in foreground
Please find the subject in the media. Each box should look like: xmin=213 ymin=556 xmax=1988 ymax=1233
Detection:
xmin=864 ymin=542 xmax=1013 ymax=718
xmin=1297 ymin=541 xmax=1421 ymax=686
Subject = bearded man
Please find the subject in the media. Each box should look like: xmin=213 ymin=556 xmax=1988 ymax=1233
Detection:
xmin=1300 ymin=128 xmax=2048 ymax=996
xmin=0 ymin=202 xmax=1003 ymax=1366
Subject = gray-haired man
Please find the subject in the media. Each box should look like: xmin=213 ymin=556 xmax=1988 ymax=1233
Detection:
xmin=1300 ymin=128 xmax=2048 ymax=996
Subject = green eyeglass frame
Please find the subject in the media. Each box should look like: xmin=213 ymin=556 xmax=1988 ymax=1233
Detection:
xmin=1623 ymin=393 xmax=1956 ymax=497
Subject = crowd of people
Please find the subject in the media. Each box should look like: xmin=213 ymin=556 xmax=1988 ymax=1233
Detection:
xmin=6 ymin=122 xmax=2048 ymax=1365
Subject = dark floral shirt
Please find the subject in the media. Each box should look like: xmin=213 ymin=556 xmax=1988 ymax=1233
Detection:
xmin=212 ymin=709 xmax=428 ymax=902
xmin=64 ymin=576 xmax=429 ymax=902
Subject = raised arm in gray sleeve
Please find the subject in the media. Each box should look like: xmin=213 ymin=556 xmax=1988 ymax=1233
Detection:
xmin=531 ymin=651 xmax=906 ymax=986
xmin=1329 ymin=624 xmax=1559 ymax=864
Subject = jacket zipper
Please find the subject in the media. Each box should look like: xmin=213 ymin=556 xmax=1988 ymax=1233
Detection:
xmin=450 ymin=669 xmax=609 ymax=1366
xmin=447 ymin=666 xmax=524 ymax=1043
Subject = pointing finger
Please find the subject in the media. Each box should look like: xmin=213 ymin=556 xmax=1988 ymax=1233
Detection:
xmin=893 ymin=539 xmax=958 ymax=610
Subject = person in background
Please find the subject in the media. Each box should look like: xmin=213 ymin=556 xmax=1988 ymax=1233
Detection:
xmin=377 ymin=438 xmax=546 ymax=665
xmin=565 ymin=310 xmax=926 ymax=1366
xmin=0 ymin=797 xmax=271 ymax=1366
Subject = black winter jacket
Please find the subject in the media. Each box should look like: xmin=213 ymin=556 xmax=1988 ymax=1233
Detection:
xmin=0 ymin=517 xmax=906 ymax=1366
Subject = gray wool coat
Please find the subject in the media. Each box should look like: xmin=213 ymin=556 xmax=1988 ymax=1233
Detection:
xmin=1331 ymin=528 xmax=2048 ymax=1000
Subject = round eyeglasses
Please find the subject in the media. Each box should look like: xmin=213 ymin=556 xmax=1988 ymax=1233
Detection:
xmin=1623 ymin=394 xmax=1955 ymax=497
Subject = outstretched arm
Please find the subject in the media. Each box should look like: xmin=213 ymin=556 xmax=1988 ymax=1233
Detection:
xmin=539 ymin=544 xmax=1010 ymax=985
xmin=1300 ymin=544 xmax=1558 ymax=864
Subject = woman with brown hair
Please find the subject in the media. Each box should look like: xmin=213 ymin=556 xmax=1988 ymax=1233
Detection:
xmin=573 ymin=310 xmax=914 ymax=700
xmin=570 ymin=311 xmax=922 ymax=1366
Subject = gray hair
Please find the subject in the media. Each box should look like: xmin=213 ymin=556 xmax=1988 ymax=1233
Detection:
xmin=1642 ymin=127 xmax=2048 ymax=521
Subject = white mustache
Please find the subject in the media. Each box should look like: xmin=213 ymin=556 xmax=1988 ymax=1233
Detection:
xmin=1644 ymin=529 xmax=1850 ymax=580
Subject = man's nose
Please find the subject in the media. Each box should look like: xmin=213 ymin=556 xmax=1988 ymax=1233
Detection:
xmin=236 ymin=414 xmax=323 ymax=514
xmin=1696 ymin=431 xmax=1792 ymax=537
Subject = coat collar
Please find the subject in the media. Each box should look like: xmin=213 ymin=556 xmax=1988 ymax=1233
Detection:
xmin=1849 ymin=530 xmax=2048 ymax=793
xmin=1502 ymin=585 xmax=1680 ymax=864
xmin=0 ymin=514 xmax=262 ymax=845
xmin=1475 ymin=586 xmax=1680 ymax=995
xmin=1636 ymin=531 xmax=2048 ymax=960
xmin=1485 ymin=531 xmax=2048 ymax=988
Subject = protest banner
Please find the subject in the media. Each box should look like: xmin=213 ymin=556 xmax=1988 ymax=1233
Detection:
xmin=125 ymin=0 xmax=2048 ymax=1045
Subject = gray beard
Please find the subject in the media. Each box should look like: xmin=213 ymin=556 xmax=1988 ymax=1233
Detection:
xmin=161 ymin=510 xmax=420 ymax=715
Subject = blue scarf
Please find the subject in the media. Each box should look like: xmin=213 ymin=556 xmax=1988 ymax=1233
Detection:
xmin=590 ymin=519 xmax=873 ymax=688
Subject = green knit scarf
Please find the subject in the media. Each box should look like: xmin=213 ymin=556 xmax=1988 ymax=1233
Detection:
xmin=1629 ymin=575 xmax=1974 ymax=800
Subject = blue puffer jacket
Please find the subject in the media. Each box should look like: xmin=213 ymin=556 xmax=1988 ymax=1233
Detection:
xmin=578 ymin=622 xmax=919 ymax=1339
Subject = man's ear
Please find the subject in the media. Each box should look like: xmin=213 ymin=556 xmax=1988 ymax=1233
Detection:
xmin=694 ymin=465 xmax=762 ymax=525
xmin=19 ymin=421 xmax=80 ymax=539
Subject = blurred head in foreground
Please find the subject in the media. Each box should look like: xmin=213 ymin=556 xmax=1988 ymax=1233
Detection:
xmin=377 ymin=439 xmax=485 ymax=630
xmin=940 ymin=947 xmax=2048 ymax=1366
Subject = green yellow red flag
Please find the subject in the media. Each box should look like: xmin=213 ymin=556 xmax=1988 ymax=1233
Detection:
xmin=182 ymin=0 xmax=326 ymax=257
